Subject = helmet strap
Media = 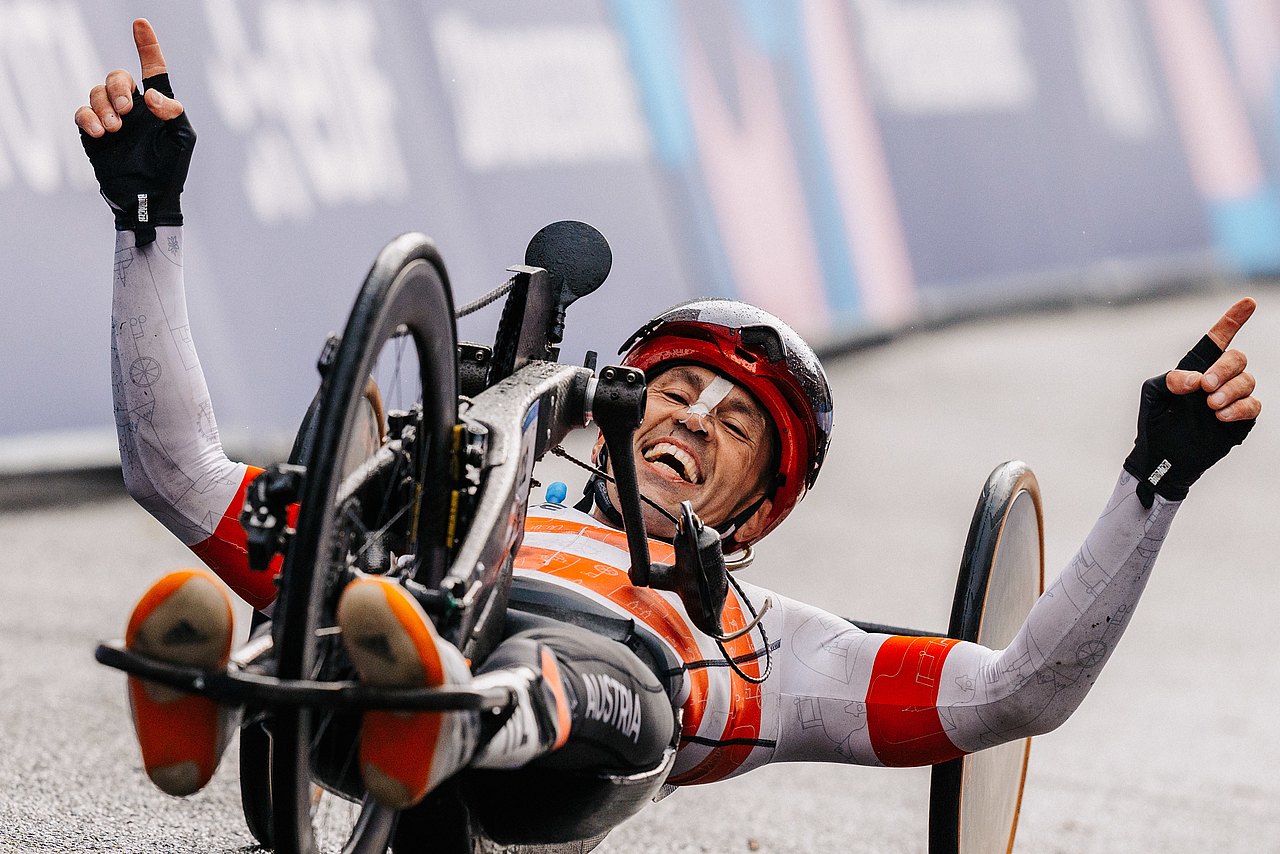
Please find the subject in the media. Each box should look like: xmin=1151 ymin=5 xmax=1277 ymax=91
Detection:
xmin=717 ymin=492 xmax=769 ymax=545
xmin=576 ymin=444 xmax=626 ymax=529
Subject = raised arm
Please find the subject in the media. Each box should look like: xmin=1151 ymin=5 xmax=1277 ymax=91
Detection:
xmin=931 ymin=299 xmax=1260 ymax=752
xmin=740 ymin=304 xmax=1259 ymax=771
xmin=79 ymin=20 xmax=274 ymax=609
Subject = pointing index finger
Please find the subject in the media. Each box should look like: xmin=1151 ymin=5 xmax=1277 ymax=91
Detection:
xmin=133 ymin=18 xmax=167 ymax=79
xmin=1206 ymin=297 xmax=1257 ymax=350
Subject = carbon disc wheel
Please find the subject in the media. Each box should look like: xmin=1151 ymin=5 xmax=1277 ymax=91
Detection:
xmin=929 ymin=461 xmax=1045 ymax=854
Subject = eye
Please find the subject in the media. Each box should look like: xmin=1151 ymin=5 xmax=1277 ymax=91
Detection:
xmin=723 ymin=420 xmax=749 ymax=441
xmin=661 ymin=389 xmax=689 ymax=405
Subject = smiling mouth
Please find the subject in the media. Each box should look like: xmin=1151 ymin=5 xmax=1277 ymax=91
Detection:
xmin=642 ymin=441 xmax=702 ymax=484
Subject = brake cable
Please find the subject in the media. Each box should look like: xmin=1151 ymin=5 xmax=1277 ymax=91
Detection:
xmin=549 ymin=445 xmax=679 ymax=524
xmin=716 ymin=572 xmax=773 ymax=685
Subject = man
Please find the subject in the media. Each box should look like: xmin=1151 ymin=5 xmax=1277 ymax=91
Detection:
xmin=80 ymin=19 xmax=1260 ymax=828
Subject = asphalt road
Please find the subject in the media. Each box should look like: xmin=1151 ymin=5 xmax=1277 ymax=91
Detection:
xmin=2 ymin=289 xmax=1277 ymax=853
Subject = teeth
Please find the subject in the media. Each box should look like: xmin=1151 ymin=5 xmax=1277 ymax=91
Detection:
xmin=643 ymin=442 xmax=701 ymax=484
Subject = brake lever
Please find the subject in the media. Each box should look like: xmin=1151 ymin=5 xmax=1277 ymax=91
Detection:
xmin=588 ymin=370 xmax=749 ymax=637
xmin=240 ymin=463 xmax=305 ymax=571
xmin=648 ymin=502 xmax=728 ymax=638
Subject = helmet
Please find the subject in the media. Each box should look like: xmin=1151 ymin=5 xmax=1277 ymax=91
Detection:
xmin=619 ymin=299 xmax=834 ymax=546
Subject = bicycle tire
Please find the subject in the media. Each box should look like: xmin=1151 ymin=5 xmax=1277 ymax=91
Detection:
xmin=269 ymin=232 xmax=460 ymax=854
xmin=928 ymin=461 xmax=1044 ymax=854
xmin=240 ymin=613 xmax=276 ymax=848
xmin=239 ymin=390 xmax=324 ymax=851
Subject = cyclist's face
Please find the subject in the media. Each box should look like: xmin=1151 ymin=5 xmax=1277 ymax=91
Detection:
xmin=601 ymin=364 xmax=775 ymax=538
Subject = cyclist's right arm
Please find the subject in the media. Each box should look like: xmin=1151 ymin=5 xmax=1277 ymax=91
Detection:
xmin=109 ymin=228 xmax=275 ymax=609
xmin=81 ymin=20 xmax=277 ymax=610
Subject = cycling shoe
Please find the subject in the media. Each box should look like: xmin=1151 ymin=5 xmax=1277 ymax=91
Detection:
xmin=337 ymin=576 xmax=477 ymax=809
xmin=125 ymin=568 xmax=236 ymax=796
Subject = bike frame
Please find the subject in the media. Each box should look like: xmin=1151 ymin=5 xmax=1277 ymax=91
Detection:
xmin=96 ymin=267 xmax=603 ymax=719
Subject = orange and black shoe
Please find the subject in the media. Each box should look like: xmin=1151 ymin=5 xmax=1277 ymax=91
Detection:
xmin=125 ymin=568 xmax=236 ymax=797
xmin=337 ymin=576 xmax=479 ymax=809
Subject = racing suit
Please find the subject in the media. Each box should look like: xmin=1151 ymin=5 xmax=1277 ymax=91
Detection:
xmin=110 ymin=226 xmax=1180 ymax=783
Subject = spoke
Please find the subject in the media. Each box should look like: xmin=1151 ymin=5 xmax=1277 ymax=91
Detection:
xmin=308 ymin=704 xmax=333 ymax=757
xmin=311 ymin=788 xmax=361 ymax=853
xmin=350 ymin=499 xmax=414 ymax=564
xmin=345 ymin=449 xmax=416 ymax=566
xmin=341 ymin=502 xmax=370 ymax=541
xmin=390 ymin=333 xmax=407 ymax=411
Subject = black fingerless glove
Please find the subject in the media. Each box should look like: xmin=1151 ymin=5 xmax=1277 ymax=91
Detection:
xmin=79 ymin=74 xmax=195 ymax=247
xmin=1123 ymin=335 xmax=1255 ymax=507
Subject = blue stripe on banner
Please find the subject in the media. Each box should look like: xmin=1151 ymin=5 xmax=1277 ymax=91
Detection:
xmin=742 ymin=0 xmax=862 ymax=317
xmin=739 ymin=0 xmax=782 ymax=52
xmin=1208 ymin=189 xmax=1280 ymax=275
xmin=610 ymin=0 xmax=738 ymax=299
xmin=607 ymin=0 xmax=693 ymax=168
xmin=672 ymin=172 xmax=740 ymax=301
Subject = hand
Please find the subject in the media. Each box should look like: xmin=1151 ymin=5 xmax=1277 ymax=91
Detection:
xmin=75 ymin=19 xmax=195 ymax=246
xmin=1166 ymin=298 xmax=1261 ymax=421
xmin=1123 ymin=298 xmax=1261 ymax=507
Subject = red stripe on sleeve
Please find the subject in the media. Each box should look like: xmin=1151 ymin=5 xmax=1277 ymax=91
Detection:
xmin=189 ymin=466 xmax=290 ymax=611
xmin=865 ymin=635 xmax=966 ymax=767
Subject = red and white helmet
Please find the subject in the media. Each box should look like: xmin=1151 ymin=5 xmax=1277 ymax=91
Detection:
xmin=619 ymin=299 xmax=834 ymax=546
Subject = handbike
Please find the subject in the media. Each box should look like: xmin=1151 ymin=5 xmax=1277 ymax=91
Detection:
xmin=96 ymin=222 xmax=1043 ymax=853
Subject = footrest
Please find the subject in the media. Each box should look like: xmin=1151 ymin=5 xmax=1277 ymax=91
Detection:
xmin=95 ymin=640 xmax=513 ymax=712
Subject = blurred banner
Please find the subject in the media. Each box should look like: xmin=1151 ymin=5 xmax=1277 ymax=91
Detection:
xmin=6 ymin=0 xmax=1280 ymax=465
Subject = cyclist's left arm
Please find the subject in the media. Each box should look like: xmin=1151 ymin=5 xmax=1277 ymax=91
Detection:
xmin=736 ymin=308 xmax=1259 ymax=771
xmin=730 ymin=468 xmax=1172 ymax=771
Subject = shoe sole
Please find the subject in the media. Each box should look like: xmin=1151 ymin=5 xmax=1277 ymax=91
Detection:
xmin=125 ymin=569 xmax=234 ymax=797
xmin=338 ymin=578 xmax=454 ymax=810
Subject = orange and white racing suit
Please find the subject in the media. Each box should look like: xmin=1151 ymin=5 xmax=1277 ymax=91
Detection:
xmin=111 ymin=227 xmax=1181 ymax=783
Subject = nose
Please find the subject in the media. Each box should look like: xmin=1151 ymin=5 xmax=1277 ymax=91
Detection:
xmin=679 ymin=409 xmax=714 ymax=434
xmin=674 ymin=375 xmax=735 ymax=439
